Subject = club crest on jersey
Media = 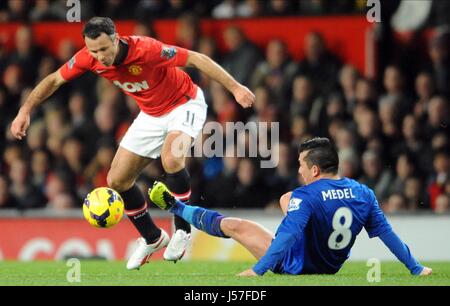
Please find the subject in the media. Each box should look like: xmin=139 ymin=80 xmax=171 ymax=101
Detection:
xmin=161 ymin=46 xmax=177 ymax=60
xmin=288 ymin=198 xmax=302 ymax=212
xmin=68 ymin=56 xmax=76 ymax=69
xmin=128 ymin=64 xmax=143 ymax=76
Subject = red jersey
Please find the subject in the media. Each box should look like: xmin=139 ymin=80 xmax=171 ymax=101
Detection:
xmin=59 ymin=36 xmax=198 ymax=117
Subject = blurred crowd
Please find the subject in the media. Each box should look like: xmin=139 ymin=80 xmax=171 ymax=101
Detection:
xmin=0 ymin=1 xmax=450 ymax=214
xmin=0 ymin=0 xmax=368 ymax=22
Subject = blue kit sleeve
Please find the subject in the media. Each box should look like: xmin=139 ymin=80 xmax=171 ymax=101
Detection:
xmin=379 ymin=230 xmax=424 ymax=275
xmin=364 ymin=189 xmax=392 ymax=238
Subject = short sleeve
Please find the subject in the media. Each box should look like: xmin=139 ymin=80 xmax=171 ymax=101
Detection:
xmin=364 ymin=189 xmax=392 ymax=238
xmin=144 ymin=38 xmax=189 ymax=68
xmin=59 ymin=48 xmax=90 ymax=81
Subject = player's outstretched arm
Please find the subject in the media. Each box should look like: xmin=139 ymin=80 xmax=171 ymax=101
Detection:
xmin=378 ymin=230 xmax=432 ymax=276
xmin=186 ymin=50 xmax=255 ymax=108
xmin=10 ymin=69 xmax=67 ymax=140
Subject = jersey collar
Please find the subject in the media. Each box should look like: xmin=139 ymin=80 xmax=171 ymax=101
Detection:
xmin=113 ymin=38 xmax=129 ymax=66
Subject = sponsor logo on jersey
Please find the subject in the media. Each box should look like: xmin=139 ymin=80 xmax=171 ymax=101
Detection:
xmin=288 ymin=198 xmax=302 ymax=212
xmin=128 ymin=64 xmax=143 ymax=76
xmin=161 ymin=46 xmax=177 ymax=60
xmin=113 ymin=80 xmax=149 ymax=93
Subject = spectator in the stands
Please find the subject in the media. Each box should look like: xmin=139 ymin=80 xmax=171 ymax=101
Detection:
xmin=102 ymin=0 xmax=133 ymax=20
xmin=425 ymin=29 xmax=450 ymax=97
xmin=233 ymin=158 xmax=268 ymax=207
xmin=2 ymin=64 xmax=25 ymax=117
xmin=423 ymin=95 xmax=450 ymax=141
xmin=359 ymin=149 xmax=393 ymax=202
xmin=133 ymin=21 xmax=157 ymax=38
xmin=378 ymin=95 xmax=402 ymax=148
xmin=57 ymin=39 xmax=76 ymax=64
xmin=9 ymin=158 xmax=46 ymax=209
xmin=431 ymin=132 xmax=449 ymax=152
xmin=338 ymin=65 xmax=359 ymax=113
xmin=0 ymin=0 xmax=29 ymax=22
xmin=427 ymin=149 xmax=449 ymax=211
xmin=210 ymin=80 xmax=239 ymax=128
xmin=264 ymin=142 xmax=297 ymax=206
xmin=197 ymin=37 xmax=221 ymax=93
xmin=289 ymin=75 xmax=323 ymax=130
xmin=290 ymin=115 xmax=311 ymax=149
xmin=93 ymin=101 xmax=119 ymax=142
xmin=0 ymin=174 xmax=17 ymax=209
xmin=237 ymin=0 xmax=264 ymax=18
xmin=384 ymin=193 xmax=408 ymax=213
xmin=338 ymin=148 xmax=359 ymax=179
xmin=222 ymin=25 xmax=262 ymax=86
xmin=44 ymin=170 xmax=78 ymax=209
xmin=59 ymin=134 xmax=87 ymax=199
xmin=30 ymin=149 xmax=51 ymax=193
xmin=266 ymin=0 xmax=294 ymax=16
xmin=298 ymin=0 xmax=327 ymax=15
xmin=413 ymin=72 xmax=435 ymax=121
xmin=248 ymin=85 xmax=277 ymax=126
xmin=296 ymin=31 xmax=342 ymax=96
xmin=324 ymin=93 xmax=348 ymax=124
xmin=176 ymin=13 xmax=201 ymax=51
xmin=435 ymin=194 xmax=450 ymax=214
xmin=354 ymin=77 xmax=378 ymax=110
xmin=354 ymin=107 xmax=381 ymax=150
xmin=381 ymin=65 xmax=410 ymax=118
xmin=84 ymin=138 xmax=116 ymax=189
xmin=212 ymin=0 xmax=239 ymax=19
xmin=251 ymin=39 xmax=297 ymax=104
xmin=37 ymin=56 xmax=58 ymax=83
xmin=44 ymin=107 xmax=70 ymax=158
xmin=67 ymin=91 xmax=97 ymax=151
xmin=26 ymin=120 xmax=46 ymax=152
xmin=29 ymin=0 xmax=54 ymax=21
xmin=389 ymin=151 xmax=417 ymax=197
xmin=404 ymin=176 xmax=425 ymax=211
xmin=9 ymin=25 xmax=45 ymax=85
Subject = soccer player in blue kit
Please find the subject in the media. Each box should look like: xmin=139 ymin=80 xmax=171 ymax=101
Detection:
xmin=149 ymin=138 xmax=432 ymax=277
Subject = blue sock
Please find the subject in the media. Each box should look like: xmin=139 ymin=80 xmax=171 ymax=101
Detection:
xmin=169 ymin=200 xmax=229 ymax=238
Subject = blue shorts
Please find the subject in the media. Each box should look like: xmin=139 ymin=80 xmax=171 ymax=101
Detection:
xmin=269 ymin=237 xmax=319 ymax=275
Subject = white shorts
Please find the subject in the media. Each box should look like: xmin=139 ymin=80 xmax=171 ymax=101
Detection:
xmin=120 ymin=88 xmax=207 ymax=159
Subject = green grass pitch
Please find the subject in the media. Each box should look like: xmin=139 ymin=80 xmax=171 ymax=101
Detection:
xmin=0 ymin=261 xmax=449 ymax=286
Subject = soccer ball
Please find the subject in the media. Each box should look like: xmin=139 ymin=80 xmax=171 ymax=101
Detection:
xmin=83 ymin=187 xmax=124 ymax=228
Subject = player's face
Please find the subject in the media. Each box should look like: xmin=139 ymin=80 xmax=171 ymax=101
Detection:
xmin=85 ymin=33 xmax=119 ymax=67
xmin=298 ymin=151 xmax=318 ymax=185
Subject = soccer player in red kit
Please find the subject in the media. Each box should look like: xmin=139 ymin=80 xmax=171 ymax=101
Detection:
xmin=10 ymin=17 xmax=255 ymax=270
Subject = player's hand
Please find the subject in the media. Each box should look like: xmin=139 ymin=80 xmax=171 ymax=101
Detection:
xmin=10 ymin=111 xmax=30 ymax=140
xmin=420 ymin=267 xmax=432 ymax=276
xmin=233 ymin=85 xmax=255 ymax=109
xmin=237 ymin=269 xmax=258 ymax=277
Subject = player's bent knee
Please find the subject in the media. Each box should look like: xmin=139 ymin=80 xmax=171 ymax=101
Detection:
xmin=220 ymin=218 xmax=244 ymax=236
xmin=162 ymin=155 xmax=185 ymax=173
xmin=106 ymin=172 xmax=133 ymax=192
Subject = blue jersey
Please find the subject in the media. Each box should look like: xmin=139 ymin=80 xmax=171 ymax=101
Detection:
xmin=280 ymin=177 xmax=391 ymax=274
xmin=253 ymin=177 xmax=405 ymax=275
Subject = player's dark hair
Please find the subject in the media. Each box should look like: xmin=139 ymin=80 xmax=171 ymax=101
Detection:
xmin=82 ymin=17 xmax=116 ymax=39
xmin=298 ymin=137 xmax=339 ymax=174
